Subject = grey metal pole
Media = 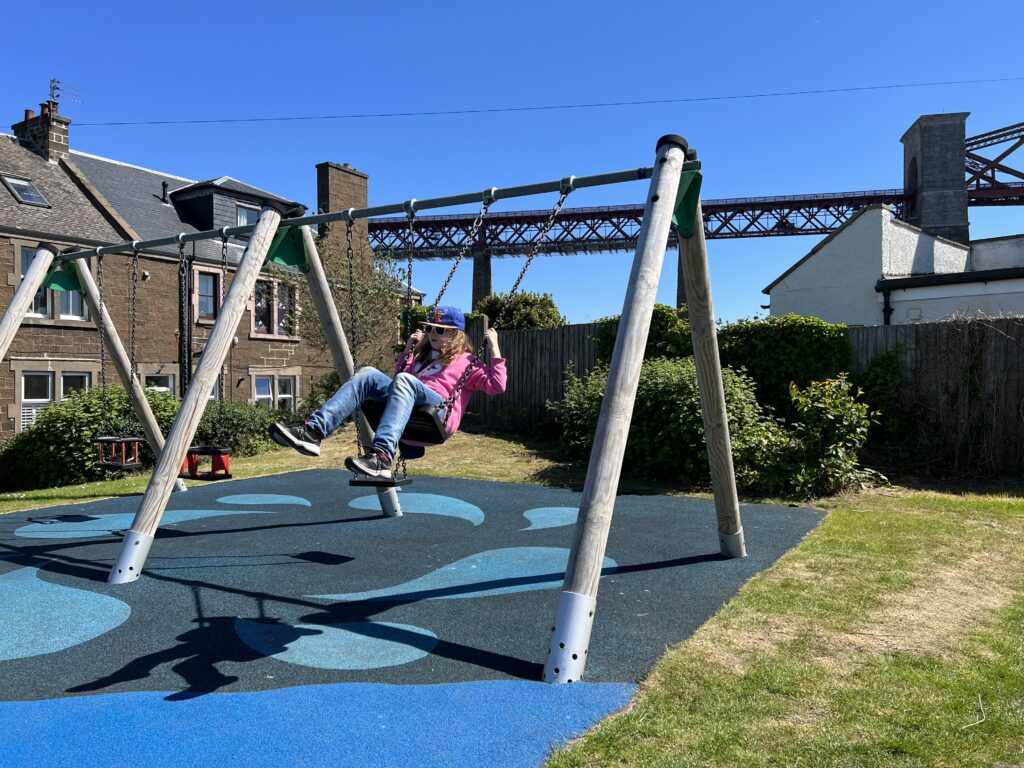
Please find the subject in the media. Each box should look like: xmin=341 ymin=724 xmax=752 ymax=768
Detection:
xmin=108 ymin=206 xmax=282 ymax=584
xmin=299 ymin=226 xmax=402 ymax=517
xmin=680 ymin=201 xmax=745 ymax=558
xmin=73 ymin=260 xmax=187 ymax=494
xmin=543 ymin=136 xmax=688 ymax=684
xmin=54 ymin=166 xmax=655 ymax=263
xmin=0 ymin=243 xmax=56 ymax=362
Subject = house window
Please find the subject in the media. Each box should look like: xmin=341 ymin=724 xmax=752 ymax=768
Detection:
xmin=254 ymin=375 xmax=296 ymax=411
xmin=59 ymin=287 xmax=87 ymax=320
xmin=2 ymin=174 xmax=48 ymax=206
xmin=277 ymin=284 xmax=295 ymax=335
xmin=60 ymin=372 xmax=90 ymax=398
xmin=21 ymin=372 xmax=53 ymax=429
xmin=253 ymin=279 xmax=297 ymax=337
xmin=144 ymin=374 xmax=174 ymax=393
xmin=237 ymin=204 xmax=260 ymax=233
xmin=20 ymin=246 xmax=50 ymax=317
xmin=254 ymin=280 xmax=273 ymax=333
xmin=198 ymin=272 xmax=219 ymax=320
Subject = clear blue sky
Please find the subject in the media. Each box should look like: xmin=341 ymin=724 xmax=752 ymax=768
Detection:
xmin=4 ymin=0 xmax=1023 ymax=323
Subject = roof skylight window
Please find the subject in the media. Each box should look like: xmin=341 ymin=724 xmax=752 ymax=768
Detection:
xmin=2 ymin=174 xmax=49 ymax=207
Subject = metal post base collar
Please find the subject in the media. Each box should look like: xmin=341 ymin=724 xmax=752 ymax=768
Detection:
xmin=377 ymin=486 xmax=403 ymax=517
xmin=543 ymin=590 xmax=596 ymax=684
xmin=719 ymin=528 xmax=746 ymax=558
xmin=108 ymin=531 xmax=155 ymax=584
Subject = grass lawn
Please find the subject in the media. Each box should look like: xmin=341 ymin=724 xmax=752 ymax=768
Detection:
xmin=1 ymin=427 xmax=1021 ymax=766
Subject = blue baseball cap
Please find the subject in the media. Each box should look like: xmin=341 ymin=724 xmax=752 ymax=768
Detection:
xmin=425 ymin=305 xmax=465 ymax=330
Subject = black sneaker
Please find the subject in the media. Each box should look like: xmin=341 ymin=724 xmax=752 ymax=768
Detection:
xmin=269 ymin=422 xmax=321 ymax=457
xmin=344 ymin=452 xmax=392 ymax=479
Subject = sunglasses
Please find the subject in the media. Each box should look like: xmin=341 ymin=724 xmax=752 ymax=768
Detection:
xmin=423 ymin=325 xmax=454 ymax=337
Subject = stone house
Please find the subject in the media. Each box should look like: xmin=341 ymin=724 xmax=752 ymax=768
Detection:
xmin=0 ymin=101 xmax=373 ymax=436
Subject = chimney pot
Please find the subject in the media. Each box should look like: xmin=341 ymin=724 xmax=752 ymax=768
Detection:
xmin=24 ymin=109 xmax=35 ymax=120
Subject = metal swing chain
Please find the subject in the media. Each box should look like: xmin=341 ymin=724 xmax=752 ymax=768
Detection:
xmin=431 ymin=194 xmax=494 ymax=309
xmin=216 ymin=236 xmax=229 ymax=442
xmin=345 ymin=220 xmax=371 ymax=458
xmin=129 ymin=244 xmax=140 ymax=433
xmin=404 ymin=212 xmax=415 ymax=333
xmin=177 ymin=240 xmax=191 ymax=392
xmin=435 ymin=187 xmax=571 ymax=424
xmin=97 ymin=253 xmax=109 ymax=433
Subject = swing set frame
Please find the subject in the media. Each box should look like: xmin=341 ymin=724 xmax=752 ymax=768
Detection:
xmin=0 ymin=136 xmax=745 ymax=684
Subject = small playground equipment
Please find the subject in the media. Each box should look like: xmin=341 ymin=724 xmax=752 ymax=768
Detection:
xmin=0 ymin=136 xmax=745 ymax=684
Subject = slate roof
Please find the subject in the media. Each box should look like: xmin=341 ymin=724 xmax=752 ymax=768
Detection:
xmin=173 ymin=176 xmax=306 ymax=213
xmin=69 ymin=150 xmax=197 ymax=256
xmin=69 ymin=152 xmax=304 ymax=266
xmin=0 ymin=134 xmax=123 ymax=244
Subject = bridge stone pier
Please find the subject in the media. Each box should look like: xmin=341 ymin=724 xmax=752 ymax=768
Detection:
xmin=901 ymin=112 xmax=971 ymax=244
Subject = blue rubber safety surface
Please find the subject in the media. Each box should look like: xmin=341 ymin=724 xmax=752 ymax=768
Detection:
xmin=0 ymin=469 xmax=824 ymax=767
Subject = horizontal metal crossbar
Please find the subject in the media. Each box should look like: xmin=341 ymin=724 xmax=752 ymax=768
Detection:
xmin=54 ymin=165 xmax=654 ymax=263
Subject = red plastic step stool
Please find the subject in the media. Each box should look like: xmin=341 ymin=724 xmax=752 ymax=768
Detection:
xmin=179 ymin=446 xmax=232 ymax=481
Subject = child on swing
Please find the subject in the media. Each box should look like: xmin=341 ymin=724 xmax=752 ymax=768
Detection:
xmin=269 ymin=306 xmax=506 ymax=480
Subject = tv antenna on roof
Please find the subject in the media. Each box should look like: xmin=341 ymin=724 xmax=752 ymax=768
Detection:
xmin=49 ymin=78 xmax=81 ymax=106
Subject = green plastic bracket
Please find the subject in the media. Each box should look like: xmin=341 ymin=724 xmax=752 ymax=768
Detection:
xmin=266 ymin=226 xmax=308 ymax=271
xmin=671 ymin=169 xmax=703 ymax=239
xmin=41 ymin=261 xmax=83 ymax=292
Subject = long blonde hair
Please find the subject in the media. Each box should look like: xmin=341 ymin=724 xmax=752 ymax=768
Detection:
xmin=411 ymin=328 xmax=473 ymax=370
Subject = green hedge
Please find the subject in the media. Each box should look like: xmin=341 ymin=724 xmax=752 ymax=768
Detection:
xmin=551 ymin=358 xmax=871 ymax=499
xmin=473 ymin=291 xmax=566 ymax=330
xmin=591 ymin=304 xmax=692 ymax=366
xmin=0 ymin=386 xmax=286 ymax=492
xmin=717 ymin=314 xmax=851 ymax=418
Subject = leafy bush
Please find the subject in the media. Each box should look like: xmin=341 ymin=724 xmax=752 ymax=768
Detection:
xmin=787 ymin=375 xmax=872 ymax=497
xmin=473 ymin=291 xmax=566 ymax=331
xmin=591 ymin=304 xmax=692 ymax=366
xmin=717 ymin=314 xmax=851 ymax=417
xmin=855 ymin=348 xmax=915 ymax=460
xmin=551 ymin=359 xmax=871 ymax=499
xmin=0 ymin=386 xmax=287 ymax=491
xmin=553 ymin=358 xmax=771 ymax=483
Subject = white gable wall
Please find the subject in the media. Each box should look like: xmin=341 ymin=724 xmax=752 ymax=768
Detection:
xmin=768 ymin=206 xmax=972 ymax=326
xmin=768 ymin=207 xmax=886 ymax=326
xmin=970 ymin=235 xmax=1024 ymax=270
xmin=883 ymin=212 xmax=969 ymax=275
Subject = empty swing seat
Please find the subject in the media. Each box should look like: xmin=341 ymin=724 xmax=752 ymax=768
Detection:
xmin=95 ymin=437 xmax=143 ymax=471
xmin=358 ymin=400 xmax=448 ymax=445
xmin=179 ymin=446 xmax=232 ymax=480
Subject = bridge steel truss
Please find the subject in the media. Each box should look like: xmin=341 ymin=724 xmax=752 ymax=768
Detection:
xmin=368 ymin=121 xmax=1024 ymax=261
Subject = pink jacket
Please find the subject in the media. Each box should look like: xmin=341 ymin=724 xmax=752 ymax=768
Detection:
xmin=395 ymin=350 xmax=507 ymax=435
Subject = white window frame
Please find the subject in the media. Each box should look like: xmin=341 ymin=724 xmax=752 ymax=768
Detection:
xmin=253 ymin=374 xmax=296 ymax=412
xmin=251 ymin=278 xmax=299 ymax=339
xmin=144 ymin=373 xmax=175 ymax=393
xmin=20 ymin=246 xmax=51 ymax=318
xmin=60 ymin=372 xmax=91 ymax=399
xmin=21 ymin=372 xmax=54 ymax=430
xmin=59 ymin=287 xmax=88 ymax=320
xmin=236 ymin=203 xmax=260 ymax=234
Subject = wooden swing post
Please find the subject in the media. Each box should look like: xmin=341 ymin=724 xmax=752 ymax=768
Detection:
xmin=543 ymin=135 xmax=744 ymax=684
xmin=299 ymin=225 xmax=402 ymax=516
xmin=73 ymin=258 xmax=187 ymax=493
xmin=107 ymin=206 xmax=283 ymax=584
xmin=0 ymin=243 xmax=56 ymax=363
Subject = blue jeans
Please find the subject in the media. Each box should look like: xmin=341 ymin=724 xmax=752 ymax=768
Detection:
xmin=306 ymin=367 xmax=444 ymax=461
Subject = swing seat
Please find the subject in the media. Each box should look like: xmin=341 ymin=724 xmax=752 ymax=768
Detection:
xmin=179 ymin=446 xmax=232 ymax=481
xmin=95 ymin=437 xmax=143 ymax=471
xmin=358 ymin=400 xmax=448 ymax=445
xmin=348 ymin=475 xmax=413 ymax=488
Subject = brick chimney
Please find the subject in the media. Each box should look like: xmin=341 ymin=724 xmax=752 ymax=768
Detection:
xmin=12 ymin=101 xmax=71 ymax=162
xmin=316 ymin=161 xmax=371 ymax=276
